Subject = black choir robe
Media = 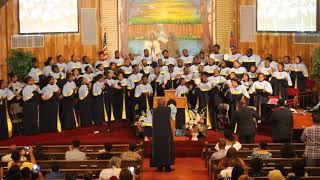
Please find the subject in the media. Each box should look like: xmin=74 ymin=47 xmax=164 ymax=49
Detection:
xmin=22 ymin=85 xmax=40 ymax=135
xmin=39 ymin=91 xmax=60 ymax=132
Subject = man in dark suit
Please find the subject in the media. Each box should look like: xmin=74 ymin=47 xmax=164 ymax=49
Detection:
xmin=271 ymin=99 xmax=293 ymax=143
xmin=232 ymin=98 xmax=259 ymax=143
xmin=150 ymin=99 xmax=175 ymax=172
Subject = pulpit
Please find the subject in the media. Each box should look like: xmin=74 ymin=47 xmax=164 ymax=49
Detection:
xmin=153 ymin=90 xmax=187 ymax=108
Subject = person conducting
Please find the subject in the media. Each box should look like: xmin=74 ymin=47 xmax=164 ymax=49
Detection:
xmin=150 ymin=98 xmax=175 ymax=172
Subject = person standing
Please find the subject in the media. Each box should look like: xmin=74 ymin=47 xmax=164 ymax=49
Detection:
xmin=301 ymin=110 xmax=320 ymax=168
xmin=232 ymin=98 xmax=259 ymax=143
xmin=271 ymin=99 xmax=293 ymax=143
xmin=151 ymin=99 xmax=175 ymax=172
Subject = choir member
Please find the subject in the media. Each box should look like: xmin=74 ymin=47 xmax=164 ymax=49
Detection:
xmin=283 ymin=56 xmax=292 ymax=72
xmin=128 ymin=65 xmax=143 ymax=120
xmin=92 ymin=74 xmax=108 ymax=125
xmin=209 ymin=44 xmax=223 ymax=65
xmin=226 ymin=46 xmax=242 ymax=68
xmin=81 ymin=56 xmax=94 ymax=74
xmin=165 ymin=63 xmax=179 ymax=89
xmin=219 ymin=60 xmax=231 ymax=77
xmin=95 ymin=64 xmax=105 ymax=76
xmin=194 ymin=72 xmax=213 ymax=129
xmin=240 ymin=73 xmax=252 ymax=90
xmin=78 ymin=77 xmax=93 ymax=127
xmin=109 ymin=51 xmax=124 ymax=67
xmin=175 ymin=78 xmax=189 ymax=130
xmin=209 ymin=69 xmax=227 ymax=88
xmin=175 ymin=78 xmax=189 ymax=97
xmin=257 ymin=57 xmax=273 ymax=80
xmin=8 ymin=73 xmax=24 ymax=103
xmin=180 ymin=49 xmax=194 ymax=66
xmin=22 ymin=76 xmax=40 ymax=135
xmin=82 ymin=66 xmax=94 ymax=83
xmin=229 ymin=60 xmax=247 ymax=79
xmin=140 ymin=59 xmax=153 ymax=75
xmin=181 ymin=66 xmax=193 ymax=83
xmin=249 ymin=73 xmax=273 ymax=119
xmin=56 ymin=55 xmax=67 ymax=73
xmin=139 ymin=49 xmax=154 ymax=65
xmin=0 ymin=80 xmax=13 ymax=139
xmin=72 ymin=68 xmax=82 ymax=86
xmin=50 ymin=65 xmax=66 ymax=89
xmin=28 ymin=57 xmax=44 ymax=84
xmin=271 ymin=63 xmax=292 ymax=100
xmin=167 ymin=99 xmax=177 ymax=136
xmin=61 ymin=73 xmax=78 ymax=129
xmin=39 ymin=76 xmax=61 ymax=132
xmin=66 ymin=54 xmax=82 ymax=73
xmin=259 ymin=55 xmax=278 ymax=71
xmin=112 ymin=72 xmax=129 ymax=120
xmin=190 ymin=56 xmax=201 ymax=73
xmin=174 ymin=59 xmax=184 ymax=75
xmin=290 ymin=56 xmax=308 ymax=91
xmin=148 ymin=66 xmax=166 ymax=96
xmin=43 ymin=57 xmax=54 ymax=76
xmin=105 ymin=70 xmax=116 ymax=121
xmin=198 ymin=51 xmax=208 ymax=65
xmin=108 ymin=62 xmax=118 ymax=72
xmin=120 ymin=58 xmax=133 ymax=78
xmin=135 ymin=75 xmax=153 ymax=114
xmin=204 ymin=58 xmax=219 ymax=76
xmin=130 ymin=53 xmax=140 ymax=66
xmin=248 ymin=65 xmax=258 ymax=82
xmin=239 ymin=48 xmax=261 ymax=70
xmin=95 ymin=52 xmax=109 ymax=70
xmin=162 ymin=50 xmax=177 ymax=66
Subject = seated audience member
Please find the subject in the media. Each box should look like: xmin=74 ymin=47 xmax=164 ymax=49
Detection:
xmin=45 ymin=164 xmax=65 ymax=179
xmin=34 ymin=144 xmax=48 ymax=160
xmin=218 ymin=147 xmax=247 ymax=178
xmin=215 ymin=130 xmax=242 ymax=151
xmin=120 ymin=143 xmax=141 ymax=161
xmin=6 ymin=165 xmax=22 ymax=180
xmin=301 ymin=110 xmax=320 ymax=167
xmin=97 ymin=143 xmax=113 ymax=160
xmin=268 ymin=169 xmax=285 ymax=180
xmin=65 ymin=173 xmax=77 ymax=180
xmin=287 ymin=160 xmax=308 ymax=178
xmin=280 ymin=143 xmax=296 ymax=158
xmin=231 ymin=165 xmax=245 ymax=180
xmin=248 ymin=158 xmax=267 ymax=177
xmin=1 ymin=145 xmax=17 ymax=162
xmin=274 ymin=163 xmax=287 ymax=177
xmin=251 ymin=141 xmax=272 ymax=159
xmin=211 ymin=138 xmax=227 ymax=160
xmin=65 ymin=140 xmax=87 ymax=161
xmin=8 ymin=148 xmax=36 ymax=170
xmin=99 ymin=156 xmax=122 ymax=180
xmin=119 ymin=169 xmax=134 ymax=180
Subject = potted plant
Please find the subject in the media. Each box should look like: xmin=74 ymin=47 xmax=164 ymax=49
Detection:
xmin=6 ymin=49 xmax=33 ymax=79
xmin=312 ymin=48 xmax=320 ymax=90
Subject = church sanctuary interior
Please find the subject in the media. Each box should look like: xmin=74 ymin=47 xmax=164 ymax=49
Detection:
xmin=1 ymin=0 xmax=320 ymax=179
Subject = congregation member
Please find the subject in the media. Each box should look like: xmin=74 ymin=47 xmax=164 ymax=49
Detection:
xmin=120 ymin=143 xmax=141 ymax=161
xmin=99 ymin=156 xmax=122 ymax=180
xmin=211 ymin=138 xmax=227 ymax=160
xmin=215 ymin=130 xmax=242 ymax=151
xmin=8 ymin=147 xmax=36 ymax=170
xmin=248 ymin=158 xmax=267 ymax=177
xmin=65 ymin=140 xmax=87 ymax=161
xmin=218 ymin=147 xmax=247 ymax=178
xmin=271 ymin=99 xmax=293 ymax=143
xmin=97 ymin=143 xmax=113 ymax=160
xmin=251 ymin=141 xmax=272 ymax=159
xmin=45 ymin=164 xmax=65 ymax=180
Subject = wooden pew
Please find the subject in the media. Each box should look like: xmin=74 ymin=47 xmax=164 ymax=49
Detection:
xmin=209 ymin=158 xmax=305 ymax=180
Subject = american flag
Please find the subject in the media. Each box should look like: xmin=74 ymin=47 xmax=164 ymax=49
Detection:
xmin=230 ymin=31 xmax=234 ymax=48
xmin=102 ymin=32 xmax=107 ymax=50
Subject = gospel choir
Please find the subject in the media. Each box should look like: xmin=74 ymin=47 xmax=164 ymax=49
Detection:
xmin=0 ymin=45 xmax=309 ymax=139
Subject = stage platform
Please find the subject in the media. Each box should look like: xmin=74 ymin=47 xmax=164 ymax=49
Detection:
xmin=0 ymin=122 xmax=272 ymax=157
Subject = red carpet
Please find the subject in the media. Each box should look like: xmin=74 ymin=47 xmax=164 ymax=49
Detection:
xmin=0 ymin=122 xmax=272 ymax=157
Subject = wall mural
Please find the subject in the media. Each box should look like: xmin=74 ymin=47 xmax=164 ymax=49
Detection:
xmin=122 ymin=0 xmax=212 ymax=57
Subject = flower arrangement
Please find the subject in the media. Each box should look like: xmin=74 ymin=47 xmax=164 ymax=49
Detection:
xmin=184 ymin=107 xmax=208 ymax=141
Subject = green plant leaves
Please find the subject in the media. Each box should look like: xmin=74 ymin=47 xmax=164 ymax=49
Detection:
xmin=6 ymin=49 xmax=33 ymax=79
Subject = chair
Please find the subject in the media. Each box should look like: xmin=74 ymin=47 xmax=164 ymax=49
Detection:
xmin=8 ymin=103 xmax=23 ymax=136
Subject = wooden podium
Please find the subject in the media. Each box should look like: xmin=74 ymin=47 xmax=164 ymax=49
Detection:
xmin=153 ymin=90 xmax=187 ymax=108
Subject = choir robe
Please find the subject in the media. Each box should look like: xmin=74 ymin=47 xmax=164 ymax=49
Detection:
xmin=8 ymin=81 xmax=24 ymax=104
xmin=163 ymin=57 xmax=177 ymax=66
xmin=229 ymin=67 xmax=247 ymax=80
xmin=148 ymin=73 xmax=166 ymax=97
xmin=22 ymin=84 xmax=40 ymax=135
xmin=248 ymin=72 xmax=258 ymax=82
xmin=105 ymin=79 xmax=117 ymax=121
xmin=160 ymin=66 xmax=169 ymax=74
xmin=82 ymin=73 xmax=94 ymax=83
xmin=227 ymin=85 xmax=250 ymax=120
xmin=290 ymin=63 xmax=308 ymax=91
xmin=204 ymin=65 xmax=219 ymax=76
xmin=239 ymin=54 xmax=261 ymax=70
xmin=173 ymin=66 xmax=184 ymax=75
xmin=180 ymin=55 xmax=194 ymax=66
xmin=92 ymin=81 xmax=107 ymax=124
xmin=140 ymin=65 xmax=153 ymax=75
xmin=211 ymin=53 xmax=224 ymax=65
xmin=164 ymin=72 xmax=179 ymax=89
xmin=94 ymin=60 xmax=109 ymax=69
xmin=43 ymin=65 xmax=53 ymax=76
xmin=66 ymin=61 xmax=82 ymax=73
xmin=259 ymin=61 xmax=278 ymax=71
xmin=257 ymin=66 xmax=273 ymax=80
xmin=190 ymin=65 xmax=200 ymax=74
xmin=39 ymin=84 xmax=60 ymax=132
xmin=181 ymin=73 xmax=194 ymax=83
xmin=134 ymin=84 xmax=153 ymax=114
xmin=61 ymin=81 xmax=78 ymax=129
xmin=139 ymin=55 xmax=155 ymax=65
xmin=81 ymin=63 xmax=94 ymax=74
xmin=219 ymin=67 xmax=231 ymax=77
xmin=127 ymin=73 xmax=143 ymax=120
xmin=194 ymin=82 xmax=213 ymax=129
xmin=109 ymin=57 xmax=124 ymax=67
xmin=79 ymin=84 xmax=93 ymax=127
xmin=175 ymin=85 xmax=189 ymax=129
xmin=249 ymin=80 xmax=273 ymax=119
xmin=112 ymin=79 xmax=129 ymax=120
xmin=120 ymin=66 xmax=133 ymax=78
xmin=50 ymin=72 xmax=66 ymax=89
xmin=28 ymin=67 xmax=43 ymax=84
xmin=56 ymin=62 xmax=67 ymax=73
xmin=209 ymin=77 xmax=227 ymax=128
xmin=227 ymin=53 xmax=242 ymax=67
xmin=0 ymin=89 xmax=13 ymax=139
xmin=284 ymin=63 xmax=292 ymax=72
xmin=271 ymin=71 xmax=292 ymax=100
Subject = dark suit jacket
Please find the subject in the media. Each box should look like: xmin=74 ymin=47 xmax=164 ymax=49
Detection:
xmin=232 ymin=107 xmax=259 ymax=135
xmin=271 ymin=107 xmax=293 ymax=141
xmin=97 ymin=152 xmax=113 ymax=160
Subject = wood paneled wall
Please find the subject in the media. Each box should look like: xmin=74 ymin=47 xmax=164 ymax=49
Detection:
xmin=0 ymin=0 xmax=101 ymax=81
xmin=235 ymin=0 xmax=320 ymax=70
